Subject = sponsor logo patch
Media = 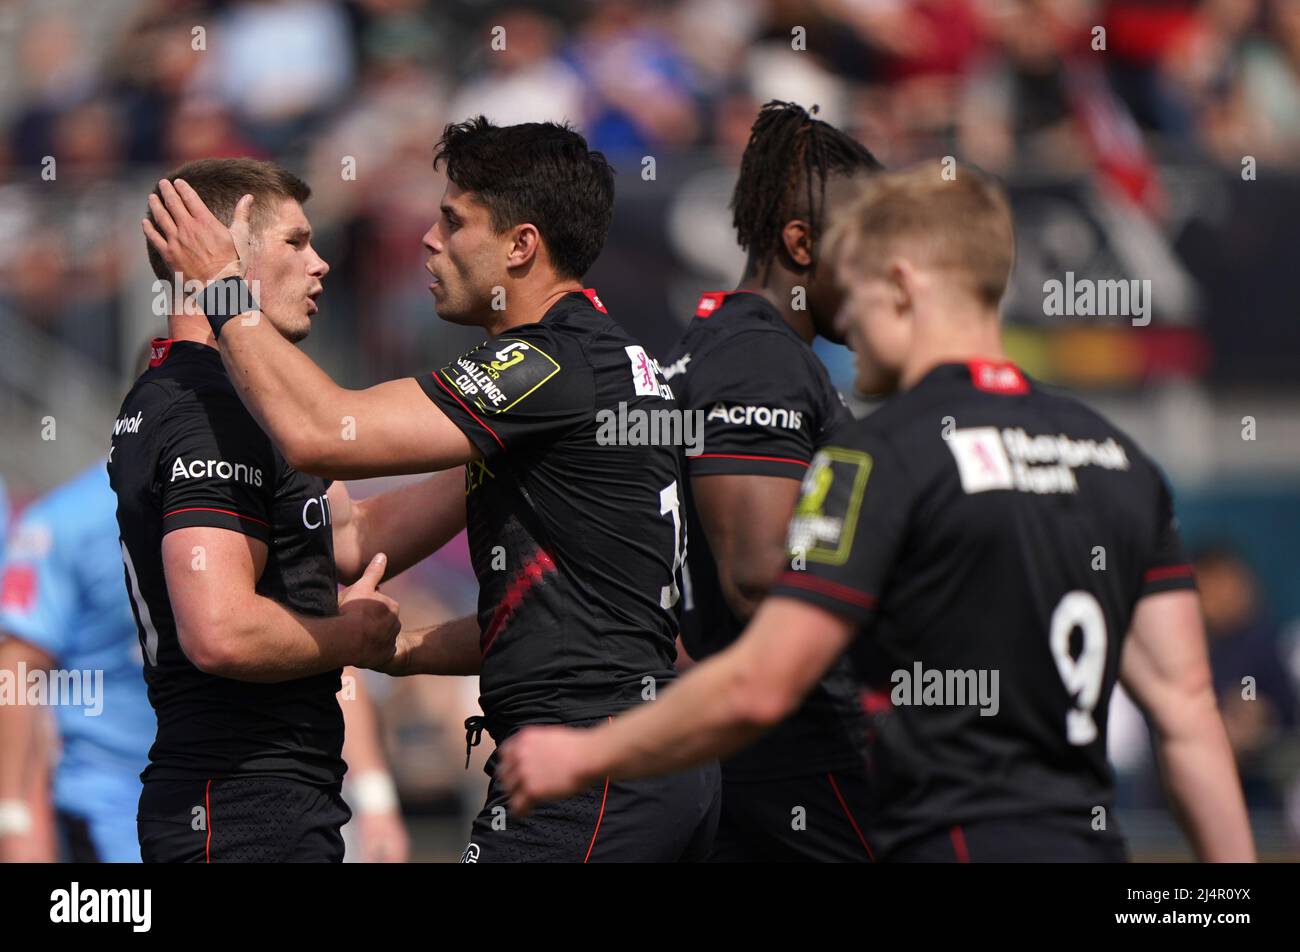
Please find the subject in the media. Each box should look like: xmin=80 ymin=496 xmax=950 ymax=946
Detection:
xmin=113 ymin=411 xmax=143 ymax=436
xmin=787 ymin=447 xmax=872 ymax=565
xmin=169 ymin=457 xmax=264 ymax=487
xmin=440 ymin=339 xmax=561 ymax=415
xmin=706 ymin=402 xmax=803 ymax=431
xmin=947 ymin=426 xmax=1130 ymax=495
xmin=947 ymin=426 xmax=1015 ymax=494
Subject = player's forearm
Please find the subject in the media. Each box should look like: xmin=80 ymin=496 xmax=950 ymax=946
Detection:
xmin=584 ymin=643 xmax=784 ymax=784
xmin=1154 ymin=693 xmax=1256 ymax=862
xmin=189 ymin=596 xmax=362 ymax=683
xmin=216 ymin=317 xmax=350 ymax=474
xmin=0 ymin=691 xmax=37 ymax=803
xmin=349 ymin=471 xmax=467 ymax=583
xmin=388 ymin=615 xmax=482 ymax=676
xmin=340 ymin=667 xmax=386 ymax=774
xmin=0 ymin=640 xmax=49 ymax=802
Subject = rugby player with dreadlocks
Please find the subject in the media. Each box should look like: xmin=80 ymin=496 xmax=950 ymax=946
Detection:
xmin=656 ymin=101 xmax=884 ymax=862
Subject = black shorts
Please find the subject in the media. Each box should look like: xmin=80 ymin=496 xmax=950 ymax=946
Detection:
xmin=463 ymin=723 xmax=722 ymax=863
xmin=707 ymin=767 xmax=876 ymax=863
xmin=138 ymin=777 xmax=351 ymax=863
xmin=885 ymin=816 xmax=1129 ymax=863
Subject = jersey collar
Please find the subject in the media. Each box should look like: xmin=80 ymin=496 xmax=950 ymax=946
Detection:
xmin=923 ymin=360 xmax=1030 ymax=394
xmin=966 ymin=359 xmax=1030 ymax=394
xmin=693 ymin=289 xmax=770 ymax=318
xmin=147 ymin=337 xmax=220 ymax=368
xmin=548 ymin=288 xmax=607 ymax=322
xmin=148 ymin=338 xmax=174 ymax=366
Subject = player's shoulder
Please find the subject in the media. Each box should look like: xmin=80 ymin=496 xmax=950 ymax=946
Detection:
xmin=667 ymin=291 xmax=820 ymax=390
xmin=122 ymin=348 xmax=256 ymax=436
xmin=514 ymin=289 xmax=615 ymax=359
xmin=539 ymin=289 xmax=663 ymax=374
xmin=677 ymin=291 xmax=805 ymax=352
xmin=1028 ymin=378 xmax=1159 ymax=470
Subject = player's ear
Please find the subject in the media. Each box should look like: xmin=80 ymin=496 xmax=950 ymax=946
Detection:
xmin=888 ymin=258 xmax=912 ymax=317
xmin=506 ymin=223 xmax=541 ymax=270
xmin=781 ymin=219 xmax=814 ymax=269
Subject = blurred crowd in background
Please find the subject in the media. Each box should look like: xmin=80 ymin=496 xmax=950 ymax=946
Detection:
xmin=0 ymin=0 xmax=1297 ymax=860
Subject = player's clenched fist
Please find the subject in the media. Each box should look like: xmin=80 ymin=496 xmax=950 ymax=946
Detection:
xmin=497 ymin=725 xmax=598 ymax=816
xmin=338 ymin=553 xmax=401 ymax=670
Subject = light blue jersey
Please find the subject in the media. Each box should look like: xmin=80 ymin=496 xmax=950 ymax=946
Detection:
xmin=0 ymin=462 xmax=153 ymax=862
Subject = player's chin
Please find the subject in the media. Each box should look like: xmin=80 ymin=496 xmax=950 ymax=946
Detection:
xmin=432 ymin=299 xmax=478 ymax=327
xmin=283 ymin=313 xmax=312 ymax=343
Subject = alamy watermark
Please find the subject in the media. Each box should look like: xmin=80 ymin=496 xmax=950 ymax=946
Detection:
xmin=0 ymin=663 xmax=104 ymax=716
xmin=1042 ymin=272 xmax=1151 ymax=326
xmin=595 ymin=402 xmax=705 ymax=456
xmin=891 ymin=662 xmax=1000 ymax=716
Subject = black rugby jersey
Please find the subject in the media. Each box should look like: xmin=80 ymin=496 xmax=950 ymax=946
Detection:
xmin=109 ymin=339 xmax=343 ymax=786
xmin=771 ymin=360 xmax=1197 ymax=855
xmin=660 ymin=290 xmax=868 ymax=779
xmin=416 ymin=290 xmax=682 ymax=734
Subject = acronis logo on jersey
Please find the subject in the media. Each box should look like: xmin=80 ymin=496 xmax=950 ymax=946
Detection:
xmin=169 ymin=457 xmax=263 ymax=487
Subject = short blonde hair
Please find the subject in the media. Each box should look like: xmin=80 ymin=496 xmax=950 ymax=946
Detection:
xmin=827 ymin=162 xmax=1015 ymax=308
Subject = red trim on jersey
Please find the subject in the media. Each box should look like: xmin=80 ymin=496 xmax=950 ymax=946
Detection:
xmin=1143 ymin=564 xmax=1195 ymax=583
xmin=581 ymin=288 xmax=607 ymax=313
xmin=694 ymin=291 xmax=728 ymax=317
xmin=860 ymin=688 xmax=892 ymax=716
xmin=777 ymin=572 xmax=878 ymax=610
xmin=694 ymin=453 xmax=809 ymax=467
xmin=583 ymin=717 xmax=614 ymax=863
xmin=149 ymin=338 xmax=175 ymax=367
xmin=967 ymin=360 xmax=1028 ymax=395
xmin=432 ymin=372 xmax=505 ymax=450
xmin=164 ymin=507 xmax=271 ymax=528
xmin=827 ymin=772 xmax=875 ymax=862
xmin=950 ymin=824 xmax=970 ymax=863
xmin=205 ymin=779 xmax=213 ymax=863
xmin=480 ymin=549 xmax=558 ymax=655
xmin=693 ymin=289 xmax=767 ymax=318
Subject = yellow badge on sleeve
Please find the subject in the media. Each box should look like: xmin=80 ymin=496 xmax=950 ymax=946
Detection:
xmin=440 ymin=338 xmax=561 ymax=415
xmin=788 ymin=447 xmax=872 ymax=565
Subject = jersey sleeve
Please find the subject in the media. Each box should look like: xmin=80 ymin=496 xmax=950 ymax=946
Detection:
xmin=1137 ymin=472 xmax=1197 ymax=598
xmin=414 ymin=327 xmax=592 ymax=463
xmin=686 ymin=331 xmax=822 ymax=480
xmin=768 ymin=428 xmax=913 ymax=626
xmin=0 ymin=510 xmax=74 ymax=657
xmin=157 ymin=392 xmax=276 ymax=543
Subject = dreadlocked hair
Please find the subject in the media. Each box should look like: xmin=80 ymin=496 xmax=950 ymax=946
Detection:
xmin=730 ymin=100 xmax=883 ymax=281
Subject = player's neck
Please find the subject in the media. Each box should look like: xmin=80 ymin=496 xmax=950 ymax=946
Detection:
xmin=901 ymin=308 xmax=1006 ymax=390
xmin=481 ymin=278 xmax=585 ymax=338
xmin=736 ymin=270 xmax=815 ymax=344
xmin=166 ymin=313 xmax=218 ymax=350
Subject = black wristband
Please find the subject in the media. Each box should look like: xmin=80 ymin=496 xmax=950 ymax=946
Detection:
xmin=199 ymin=276 xmax=259 ymax=339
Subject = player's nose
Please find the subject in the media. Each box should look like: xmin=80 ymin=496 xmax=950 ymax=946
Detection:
xmin=422 ymin=223 xmax=441 ymax=254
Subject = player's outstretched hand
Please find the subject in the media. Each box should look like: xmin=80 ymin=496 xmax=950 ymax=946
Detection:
xmin=142 ymin=179 xmax=251 ymax=287
xmin=339 ymin=553 xmax=401 ymax=671
xmin=497 ymin=725 xmax=596 ymax=816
